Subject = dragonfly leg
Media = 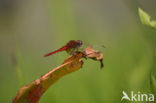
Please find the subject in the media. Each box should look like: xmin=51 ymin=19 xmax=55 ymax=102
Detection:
xmin=82 ymin=53 xmax=87 ymax=60
xmin=69 ymin=49 xmax=76 ymax=55
xmin=69 ymin=48 xmax=80 ymax=55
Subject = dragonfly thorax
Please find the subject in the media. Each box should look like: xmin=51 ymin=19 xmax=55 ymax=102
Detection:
xmin=66 ymin=40 xmax=83 ymax=49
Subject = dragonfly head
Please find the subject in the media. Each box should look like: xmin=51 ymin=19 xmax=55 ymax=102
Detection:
xmin=77 ymin=40 xmax=83 ymax=47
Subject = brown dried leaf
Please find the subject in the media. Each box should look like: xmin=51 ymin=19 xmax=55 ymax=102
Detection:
xmin=83 ymin=46 xmax=104 ymax=68
xmin=13 ymin=52 xmax=83 ymax=103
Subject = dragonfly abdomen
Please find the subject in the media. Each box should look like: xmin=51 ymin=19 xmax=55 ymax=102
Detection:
xmin=44 ymin=46 xmax=67 ymax=57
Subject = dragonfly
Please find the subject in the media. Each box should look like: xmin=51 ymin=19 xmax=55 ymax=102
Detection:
xmin=44 ymin=40 xmax=83 ymax=57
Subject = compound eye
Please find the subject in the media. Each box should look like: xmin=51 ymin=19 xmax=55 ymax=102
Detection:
xmin=77 ymin=40 xmax=82 ymax=46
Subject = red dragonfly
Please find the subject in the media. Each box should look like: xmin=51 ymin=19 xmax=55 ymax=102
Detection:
xmin=44 ymin=40 xmax=83 ymax=57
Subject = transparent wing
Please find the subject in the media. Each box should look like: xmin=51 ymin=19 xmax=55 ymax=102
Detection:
xmin=78 ymin=42 xmax=106 ymax=53
xmin=91 ymin=44 xmax=106 ymax=52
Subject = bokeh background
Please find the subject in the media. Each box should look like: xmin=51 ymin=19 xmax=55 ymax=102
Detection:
xmin=0 ymin=0 xmax=156 ymax=103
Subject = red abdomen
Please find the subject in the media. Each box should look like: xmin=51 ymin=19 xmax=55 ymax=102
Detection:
xmin=44 ymin=46 xmax=67 ymax=57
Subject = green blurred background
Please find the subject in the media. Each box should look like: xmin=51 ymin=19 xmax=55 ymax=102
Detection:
xmin=0 ymin=0 xmax=156 ymax=103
